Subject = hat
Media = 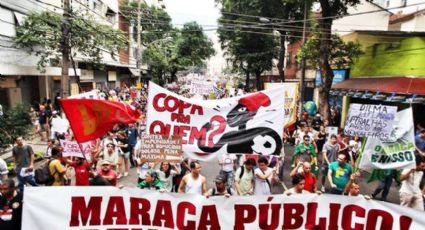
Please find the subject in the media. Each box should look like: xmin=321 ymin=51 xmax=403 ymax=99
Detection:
xmin=100 ymin=160 xmax=111 ymax=166
xmin=214 ymin=175 xmax=225 ymax=183
xmin=239 ymin=92 xmax=271 ymax=112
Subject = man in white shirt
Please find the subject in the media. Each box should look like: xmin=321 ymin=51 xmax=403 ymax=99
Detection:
xmin=254 ymin=157 xmax=275 ymax=195
xmin=399 ymin=155 xmax=425 ymax=211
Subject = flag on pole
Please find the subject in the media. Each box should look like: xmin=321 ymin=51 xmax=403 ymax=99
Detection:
xmin=60 ymin=99 xmax=140 ymax=142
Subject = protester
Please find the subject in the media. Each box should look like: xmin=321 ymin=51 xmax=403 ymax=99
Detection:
xmin=116 ymin=132 xmax=130 ymax=178
xmin=37 ymin=105 xmax=50 ymax=141
xmin=284 ymin=174 xmax=310 ymax=195
xmin=0 ymin=179 xmax=23 ymax=230
xmin=101 ymin=143 xmax=119 ymax=170
xmin=67 ymin=157 xmax=90 ymax=186
xmin=205 ymin=175 xmax=235 ymax=197
xmin=126 ymin=123 xmax=138 ymax=167
xmin=327 ymin=153 xmax=352 ymax=195
xmin=254 ymin=157 xmax=275 ymax=195
xmin=96 ymin=160 xmax=117 ymax=186
xmin=399 ymin=155 xmax=425 ymax=211
xmin=371 ymin=169 xmax=399 ymax=202
xmin=315 ymin=125 xmax=327 ymax=154
xmin=218 ymin=152 xmax=237 ymax=188
xmin=349 ymin=135 xmax=362 ymax=163
xmin=415 ymin=129 xmax=425 ymax=155
xmin=0 ymin=158 xmax=8 ymax=183
xmin=138 ymin=170 xmax=165 ymax=191
xmin=290 ymin=162 xmax=318 ymax=193
xmin=157 ymin=162 xmax=180 ymax=192
xmin=178 ymin=161 xmax=207 ymax=195
xmin=344 ymin=174 xmax=371 ymax=199
xmin=49 ymin=147 xmax=68 ymax=186
xmin=173 ymin=158 xmax=190 ymax=192
xmin=45 ymin=139 xmax=56 ymax=158
xmin=292 ymin=135 xmax=318 ymax=177
xmin=311 ymin=114 xmax=323 ymax=131
xmin=12 ymin=136 xmax=38 ymax=192
xmin=234 ymin=158 xmax=255 ymax=196
xmin=320 ymin=134 xmax=340 ymax=192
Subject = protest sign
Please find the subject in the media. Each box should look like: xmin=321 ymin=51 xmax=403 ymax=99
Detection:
xmin=140 ymin=135 xmax=182 ymax=163
xmin=359 ymin=108 xmax=416 ymax=170
xmin=147 ymin=82 xmax=285 ymax=161
xmin=190 ymin=80 xmax=214 ymax=95
xmin=344 ymin=103 xmax=397 ymax=139
xmin=23 ymin=187 xmax=425 ymax=230
xmin=326 ymin=126 xmax=338 ymax=140
xmin=60 ymin=140 xmax=94 ymax=160
xmin=264 ymin=82 xmax=299 ymax=128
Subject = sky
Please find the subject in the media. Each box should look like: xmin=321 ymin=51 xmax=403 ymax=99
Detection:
xmin=162 ymin=0 xmax=220 ymax=36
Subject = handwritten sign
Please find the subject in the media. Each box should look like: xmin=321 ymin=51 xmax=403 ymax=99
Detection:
xmin=190 ymin=80 xmax=214 ymax=95
xmin=344 ymin=104 xmax=397 ymax=139
xmin=60 ymin=140 xmax=94 ymax=160
xmin=140 ymin=135 xmax=182 ymax=163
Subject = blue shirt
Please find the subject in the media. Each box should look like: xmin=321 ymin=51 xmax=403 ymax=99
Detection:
xmin=415 ymin=134 xmax=425 ymax=151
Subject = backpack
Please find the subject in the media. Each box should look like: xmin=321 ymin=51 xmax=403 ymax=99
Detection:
xmin=34 ymin=159 xmax=56 ymax=185
xmin=239 ymin=166 xmax=245 ymax=179
xmin=212 ymin=187 xmax=233 ymax=196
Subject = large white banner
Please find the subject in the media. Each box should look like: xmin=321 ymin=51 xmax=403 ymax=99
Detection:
xmin=344 ymin=103 xmax=397 ymax=139
xmin=264 ymin=82 xmax=299 ymax=128
xmin=359 ymin=108 xmax=416 ymax=170
xmin=147 ymin=82 xmax=285 ymax=160
xmin=23 ymin=187 xmax=425 ymax=230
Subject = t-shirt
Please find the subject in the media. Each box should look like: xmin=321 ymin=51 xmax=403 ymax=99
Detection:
xmin=220 ymin=153 xmax=237 ymax=172
xmin=158 ymin=170 xmax=177 ymax=192
xmin=329 ymin=162 xmax=352 ymax=191
xmin=254 ymin=167 xmax=273 ymax=195
xmin=49 ymin=159 xmax=65 ymax=186
xmin=0 ymin=158 xmax=8 ymax=176
xmin=284 ymin=188 xmax=310 ymax=195
xmin=12 ymin=145 xmax=33 ymax=170
xmin=71 ymin=162 xmax=90 ymax=186
xmin=293 ymin=143 xmax=316 ymax=164
xmin=0 ymin=192 xmax=23 ymax=230
xmin=103 ymin=151 xmax=119 ymax=166
xmin=234 ymin=166 xmax=254 ymax=195
xmin=400 ymin=169 xmax=423 ymax=195
xmin=97 ymin=169 xmax=117 ymax=186
xmin=322 ymin=143 xmax=340 ymax=164
xmin=302 ymin=172 xmax=316 ymax=193
xmin=126 ymin=128 xmax=138 ymax=145
xmin=415 ymin=135 xmax=425 ymax=151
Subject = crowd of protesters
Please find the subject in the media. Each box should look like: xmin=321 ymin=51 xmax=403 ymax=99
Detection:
xmin=2 ymin=83 xmax=425 ymax=230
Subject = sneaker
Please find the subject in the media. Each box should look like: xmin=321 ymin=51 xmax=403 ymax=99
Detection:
xmin=124 ymin=172 xmax=129 ymax=177
xmin=320 ymin=186 xmax=325 ymax=193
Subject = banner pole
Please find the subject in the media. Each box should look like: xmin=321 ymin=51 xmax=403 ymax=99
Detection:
xmin=354 ymin=137 xmax=367 ymax=173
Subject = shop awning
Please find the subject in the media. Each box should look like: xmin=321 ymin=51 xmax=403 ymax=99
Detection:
xmin=332 ymin=77 xmax=425 ymax=95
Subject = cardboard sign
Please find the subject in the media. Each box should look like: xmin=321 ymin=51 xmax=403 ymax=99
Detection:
xmin=344 ymin=104 xmax=397 ymax=139
xmin=140 ymin=135 xmax=182 ymax=163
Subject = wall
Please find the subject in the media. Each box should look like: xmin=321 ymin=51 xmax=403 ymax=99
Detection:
xmin=350 ymin=36 xmax=425 ymax=77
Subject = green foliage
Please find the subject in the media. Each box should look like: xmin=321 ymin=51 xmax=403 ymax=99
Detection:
xmin=298 ymin=33 xmax=363 ymax=69
xmin=0 ymin=104 xmax=33 ymax=149
xmin=14 ymin=11 xmax=127 ymax=72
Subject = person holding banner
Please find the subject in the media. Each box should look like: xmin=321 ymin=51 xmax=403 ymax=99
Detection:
xmin=96 ymin=160 xmax=117 ymax=186
xmin=399 ymin=155 xmax=425 ymax=211
xmin=284 ymin=174 xmax=310 ymax=195
xmin=234 ymin=158 xmax=256 ymax=196
xmin=157 ymin=162 xmax=180 ymax=192
xmin=138 ymin=170 xmax=165 ymax=191
xmin=178 ymin=161 xmax=207 ymax=195
xmin=327 ymin=153 xmax=352 ymax=195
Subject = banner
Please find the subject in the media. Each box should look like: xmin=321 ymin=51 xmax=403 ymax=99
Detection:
xmin=344 ymin=103 xmax=397 ymax=139
xmin=359 ymin=108 xmax=416 ymax=170
xmin=140 ymin=135 xmax=182 ymax=163
xmin=23 ymin=187 xmax=425 ymax=230
xmin=60 ymin=99 xmax=140 ymax=142
xmin=60 ymin=140 xmax=95 ymax=160
xmin=264 ymin=82 xmax=298 ymax=128
xmin=190 ymin=80 xmax=214 ymax=95
xmin=147 ymin=82 xmax=284 ymax=161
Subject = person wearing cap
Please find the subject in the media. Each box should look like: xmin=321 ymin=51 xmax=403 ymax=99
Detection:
xmin=96 ymin=160 xmax=117 ymax=186
xmin=0 ymin=179 xmax=23 ymax=230
xmin=205 ymin=175 xmax=235 ymax=198
xmin=49 ymin=147 xmax=68 ymax=186
xmin=138 ymin=170 xmax=165 ymax=191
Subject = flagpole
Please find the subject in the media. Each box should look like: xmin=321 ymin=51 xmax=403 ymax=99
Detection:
xmin=354 ymin=136 xmax=367 ymax=173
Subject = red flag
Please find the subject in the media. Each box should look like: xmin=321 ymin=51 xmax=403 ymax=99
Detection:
xmin=60 ymin=99 xmax=140 ymax=142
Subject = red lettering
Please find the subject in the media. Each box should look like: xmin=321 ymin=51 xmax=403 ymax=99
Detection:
xmin=400 ymin=216 xmax=412 ymax=230
xmin=342 ymin=205 xmax=365 ymax=230
xmin=177 ymin=202 xmax=196 ymax=229
xmin=103 ymin=197 xmax=127 ymax=225
xmin=234 ymin=204 xmax=257 ymax=230
xmin=179 ymin=126 xmax=190 ymax=144
xmin=152 ymin=200 xmax=174 ymax=228
xmin=199 ymin=205 xmax=220 ymax=230
xmin=258 ymin=203 xmax=280 ymax=229
xmin=178 ymin=100 xmax=192 ymax=114
xmin=129 ymin=198 xmax=151 ymax=225
xmin=189 ymin=127 xmax=207 ymax=145
xmin=282 ymin=203 xmax=304 ymax=229
xmin=305 ymin=202 xmax=327 ymax=229
xmin=328 ymin=203 xmax=341 ymax=230
xmin=153 ymin=93 xmax=166 ymax=112
xmin=191 ymin=104 xmax=203 ymax=115
xmin=69 ymin=196 xmax=102 ymax=227
xmin=366 ymin=209 xmax=393 ymax=230
xmin=164 ymin=96 xmax=179 ymax=112
xmin=149 ymin=121 xmax=171 ymax=136
xmin=207 ymin=116 xmax=227 ymax=148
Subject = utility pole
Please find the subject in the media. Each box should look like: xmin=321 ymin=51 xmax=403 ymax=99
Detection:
xmin=61 ymin=0 xmax=71 ymax=98
xmin=298 ymin=0 xmax=308 ymax=118
xmin=136 ymin=0 xmax=143 ymax=84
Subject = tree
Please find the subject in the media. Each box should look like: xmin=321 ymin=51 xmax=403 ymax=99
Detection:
xmin=217 ymin=0 xmax=277 ymax=90
xmin=298 ymin=33 xmax=363 ymax=70
xmin=316 ymin=0 xmax=361 ymax=121
xmin=0 ymin=104 xmax=32 ymax=149
xmin=14 ymin=11 xmax=127 ymax=72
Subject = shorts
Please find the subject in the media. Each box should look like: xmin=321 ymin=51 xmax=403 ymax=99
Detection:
xmin=321 ymin=164 xmax=329 ymax=175
xmin=119 ymin=151 xmax=130 ymax=159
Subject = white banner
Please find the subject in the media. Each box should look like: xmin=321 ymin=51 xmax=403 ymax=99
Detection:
xmin=23 ymin=187 xmax=425 ymax=230
xmin=190 ymin=80 xmax=214 ymax=95
xmin=60 ymin=140 xmax=94 ymax=160
xmin=264 ymin=82 xmax=298 ymax=128
xmin=344 ymin=104 xmax=397 ymax=139
xmin=359 ymin=108 xmax=416 ymax=170
xmin=147 ymin=82 xmax=285 ymax=161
